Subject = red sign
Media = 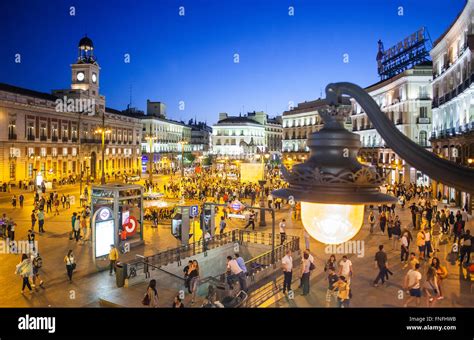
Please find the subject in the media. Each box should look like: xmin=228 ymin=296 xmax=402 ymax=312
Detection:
xmin=124 ymin=216 xmax=138 ymax=236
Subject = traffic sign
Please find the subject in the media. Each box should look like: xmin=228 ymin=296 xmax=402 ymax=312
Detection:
xmin=190 ymin=205 xmax=199 ymax=218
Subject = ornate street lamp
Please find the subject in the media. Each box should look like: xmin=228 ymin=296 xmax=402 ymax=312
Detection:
xmin=273 ymin=96 xmax=395 ymax=244
xmin=273 ymin=82 xmax=474 ymax=245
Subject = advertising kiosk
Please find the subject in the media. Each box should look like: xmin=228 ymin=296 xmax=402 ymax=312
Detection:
xmin=91 ymin=183 xmax=144 ymax=264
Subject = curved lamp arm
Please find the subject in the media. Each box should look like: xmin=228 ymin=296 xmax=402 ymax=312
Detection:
xmin=325 ymin=82 xmax=474 ymax=194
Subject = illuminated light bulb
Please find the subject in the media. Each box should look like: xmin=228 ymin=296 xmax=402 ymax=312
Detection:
xmin=301 ymin=202 xmax=364 ymax=244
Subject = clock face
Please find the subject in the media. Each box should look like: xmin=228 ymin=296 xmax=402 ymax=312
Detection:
xmin=92 ymin=73 xmax=97 ymax=83
xmin=76 ymin=72 xmax=85 ymax=82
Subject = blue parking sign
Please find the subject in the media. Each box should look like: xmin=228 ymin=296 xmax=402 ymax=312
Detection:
xmin=190 ymin=205 xmax=199 ymax=218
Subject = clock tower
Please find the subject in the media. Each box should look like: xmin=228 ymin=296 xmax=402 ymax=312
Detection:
xmin=70 ymin=36 xmax=103 ymax=105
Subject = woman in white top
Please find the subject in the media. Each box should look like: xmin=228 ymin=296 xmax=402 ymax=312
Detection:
xmin=64 ymin=250 xmax=75 ymax=282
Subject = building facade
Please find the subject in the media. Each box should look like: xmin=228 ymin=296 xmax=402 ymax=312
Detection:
xmin=430 ymin=0 xmax=474 ymax=210
xmin=211 ymin=111 xmax=282 ymax=159
xmin=282 ymin=99 xmax=327 ymax=163
xmin=351 ymin=62 xmax=433 ymax=185
xmin=0 ymin=37 xmax=142 ymax=185
xmin=282 ymin=99 xmax=352 ymax=166
xmin=189 ymin=120 xmax=212 ymax=155
xmin=140 ymin=103 xmax=192 ymax=172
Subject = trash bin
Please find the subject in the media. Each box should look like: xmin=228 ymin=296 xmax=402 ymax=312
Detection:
xmin=115 ymin=262 xmax=126 ymax=288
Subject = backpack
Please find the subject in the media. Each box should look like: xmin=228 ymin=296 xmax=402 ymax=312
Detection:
xmin=33 ymin=255 xmax=43 ymax=268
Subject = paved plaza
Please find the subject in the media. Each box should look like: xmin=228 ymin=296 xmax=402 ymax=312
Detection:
xmin=0 ymin=175 xmax=472 ymax=308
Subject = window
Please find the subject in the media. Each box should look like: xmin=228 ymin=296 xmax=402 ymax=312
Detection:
xmin=419 ymin=131 xmax=427 ymax=147
xmin=28 ymin=147 xmax=34 ymax=157
xmin=28 ymin=164 xmax=33 ymax=178
xmin=27 ymin=121 xmax=35 ymax=137
xmin=9 ymin=162 xmax=16 ymax=180
xmin=40 ymin=148 xmax=47 ymax=157
xmin=52 ymin=148 xmax=57 ymax=157
xmin=52 ymin=123 xmax=58 ymax=138
xmin=62 ymin=124 xmax=68 ymax=138
xmin=62 ymin=162 xmax=67 ymax=174
xmin=72 ymin=148 xmax=77 ymax=156
xmin=419 ymin=107 xmax=428 ymax=118
xmin=8 ymin=120 xmax=16 ymax=137
xmin=63 ymin=148 xmax=68 ymax=156
xmin=40 ymin=122 xmax=47 ymax=137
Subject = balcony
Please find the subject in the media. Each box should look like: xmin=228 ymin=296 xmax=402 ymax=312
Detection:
xmin=62 ymin=136 xmax=69 ymax=142
xmin=396 ymin=119 xmax=403 ymax=125
xmin=40 ymin=135 xmax=47 ymax=141
xmin=80 ymin=138 xmax=100 ymax=144
xmin=52 ymin=136 xmax=58 ymax=142
xmin=417 ymin=117 xmax=430 ymax=124
xmin=27 ymin=135 xmax=35 ymax=141
xmin=8 ymin=133 xmax=17 ymax=140
xmin=71 ymin=137 xmax=78 ymax=143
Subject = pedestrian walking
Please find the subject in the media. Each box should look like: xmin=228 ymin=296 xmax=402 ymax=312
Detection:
xmin=226 ymin=256 xmax=246 ymax=293
xmin=324 ymin=254 xmax=337 ymax=272
xmin=403 ymin=263 xmax=422 ymax=307
xmin=431 ymin=257 xmax=447 ymax=300
xmin=333 ymin=276 xmax=351 ymax=308
xmin=219 ymin=216 xmax=226 ymax=234
xmin=416 ymin=229 xmax=426 ymax=261
xmin=31 ymin=253 xmax=44 ymax=289
xmin=300 ymin=252 xmax=311 ymax=296
xmin=37 ymin=209 xmax=45 ymax=233
xmin=325 ymin=268 xmax=339 ymax=307
xmin=368 ymin=211 xmax=375 ymax=234
xmin=379 ymin=212 xmax=386 ymax=235
xmin=73 ymin=216 xmax=81 ymax=242
xmin=401 ymin=232 xmax=409 ymax=264
xmin=188 ymin=260 xmax=200 ymax=304
xmin=281 ymin=249 xmax=293 ymax=294
xmin=16 ymin=254 xmax=33 ymax=294
xmin=64 ymin=250 xmax=75 ymax=282
xmin=142 ymin=279 xmax=159 ymax=307
xmin=373 ymin=245 xmax=392 ymax=286
xmin=244 ymin=210 xmax=256 ymax=230
xmin=19 ymin=194 xmax=24 ymax=208
xmin=109 ymin=244 xmax=119 ymax=275
xmin=338 ymin=255 xmax=353 ymax=283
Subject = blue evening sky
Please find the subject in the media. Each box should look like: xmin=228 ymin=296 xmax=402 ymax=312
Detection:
xmin=0 ymin=0 xmax=465 ymax=124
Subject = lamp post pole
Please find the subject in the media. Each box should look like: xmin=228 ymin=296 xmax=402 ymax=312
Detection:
xmin=146 ymin=135 xmax=156 ymax=184
xmin=101 ymin=127 xmax=106 ymax=185
xmin=258 ymin=152 xmax=269 ymax=227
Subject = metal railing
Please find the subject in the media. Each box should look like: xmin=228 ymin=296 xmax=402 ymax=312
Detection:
xmin=200 ymin=233 xmax=300 ymax=288
xmin=125 ymin=230 xmax=239 ymax=278
xmin=123 ymin=230 xmax=299 ymax=285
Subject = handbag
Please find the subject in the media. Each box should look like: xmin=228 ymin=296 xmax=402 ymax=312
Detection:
xmin=71 ymin=263 xmax=76 ymax=270
xmin=309 ymin=262 xmax=315 ymax=271
xmin=142 ymin=293 xmax=150 ymax=306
